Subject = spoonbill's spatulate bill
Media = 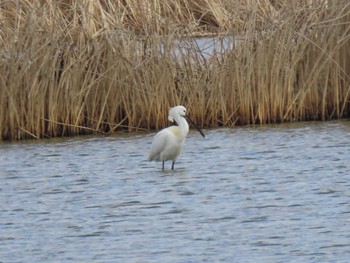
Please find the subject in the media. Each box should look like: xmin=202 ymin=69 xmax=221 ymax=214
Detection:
xmin=148 ymin=105 xmax=205 ymax=170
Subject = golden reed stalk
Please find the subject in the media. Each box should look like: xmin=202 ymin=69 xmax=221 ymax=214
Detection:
xmin=0 ymin=0 xmax=349 ymax=140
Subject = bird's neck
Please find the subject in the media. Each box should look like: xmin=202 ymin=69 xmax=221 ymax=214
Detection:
xmin=175 ymin=116 xmax=189 ymax=135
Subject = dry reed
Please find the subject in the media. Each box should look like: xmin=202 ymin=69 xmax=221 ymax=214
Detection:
xmin=0 ymin=0 xmax=350 ymax=140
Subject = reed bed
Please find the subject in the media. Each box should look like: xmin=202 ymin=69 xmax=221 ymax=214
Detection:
xmin=0 ymin=0 xmax=350 ymax=140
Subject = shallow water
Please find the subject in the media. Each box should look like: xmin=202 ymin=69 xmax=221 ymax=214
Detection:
xmin=1 ymin=121 xmax=350 ymax=262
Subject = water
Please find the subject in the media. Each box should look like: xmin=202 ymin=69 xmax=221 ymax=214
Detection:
xmin=177 ymin=36 xmax=236 ymax=59
xmin=160 ymin=36 xmax=236 ymax=62
xmin=1 ymin=121 xmax=350 ymax=262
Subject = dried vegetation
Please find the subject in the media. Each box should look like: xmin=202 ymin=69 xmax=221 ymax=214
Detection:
xmin=0 ymin=0 xmax=350 ymax=140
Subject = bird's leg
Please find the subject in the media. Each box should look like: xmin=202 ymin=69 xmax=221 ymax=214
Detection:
xmin=171 ymin=161 xmax=175 ymax=170
xmin=162 ymin=161 xmax=165 ymax=171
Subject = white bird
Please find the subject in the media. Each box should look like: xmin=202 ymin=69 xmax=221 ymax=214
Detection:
xmin=148 ymin=105 xmax=204 ymax=170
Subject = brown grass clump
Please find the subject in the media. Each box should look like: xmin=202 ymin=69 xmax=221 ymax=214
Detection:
xmin=0 ymin=0 xmax=350 ymax=140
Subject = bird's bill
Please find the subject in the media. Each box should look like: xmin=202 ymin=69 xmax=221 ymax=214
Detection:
xmin=186 ymin=115 xmax=205 ymax=138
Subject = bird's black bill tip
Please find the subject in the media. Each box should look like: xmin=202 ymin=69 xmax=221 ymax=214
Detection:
xmin=186 ymin=115 xmax=205 ymax=138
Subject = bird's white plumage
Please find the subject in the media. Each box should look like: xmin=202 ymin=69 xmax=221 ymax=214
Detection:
xmin=148 ymin=105 xmax=189 ymax=170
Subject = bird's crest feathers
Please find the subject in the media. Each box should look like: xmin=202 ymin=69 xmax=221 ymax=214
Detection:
xmin=168 ymin=107 xmax=174 ymax=122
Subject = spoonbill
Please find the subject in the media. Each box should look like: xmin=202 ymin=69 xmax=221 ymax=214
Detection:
xmin=148 ymin=105 xmax=205 ymax=170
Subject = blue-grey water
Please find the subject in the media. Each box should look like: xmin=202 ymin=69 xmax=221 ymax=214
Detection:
xmin=1 ymin=121 xmax=350 ymax=262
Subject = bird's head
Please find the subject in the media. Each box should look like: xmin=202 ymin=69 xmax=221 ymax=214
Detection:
xmin=168 ymin=105 xmax=187 ymax=122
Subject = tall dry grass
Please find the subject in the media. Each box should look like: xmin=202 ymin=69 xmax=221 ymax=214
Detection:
xmin=0 ymin=0 xmax=350 ymax=140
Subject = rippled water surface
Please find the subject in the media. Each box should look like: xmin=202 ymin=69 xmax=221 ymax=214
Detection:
xmin=1 ymin=121 xmax=350 ymax=262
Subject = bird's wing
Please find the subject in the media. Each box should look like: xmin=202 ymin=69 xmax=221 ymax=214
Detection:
xmin=148 ymin=130 xmax=169 ymax=161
